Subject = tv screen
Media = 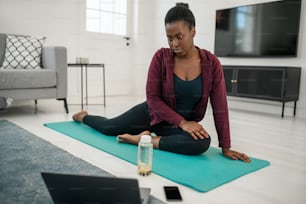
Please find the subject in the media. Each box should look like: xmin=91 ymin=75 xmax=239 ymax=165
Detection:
xmin=214 ymin=0 xmax=301 ymax=57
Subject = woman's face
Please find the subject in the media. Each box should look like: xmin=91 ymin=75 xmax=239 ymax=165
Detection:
xmin=165 ymin=20 xmax=195 ymax=57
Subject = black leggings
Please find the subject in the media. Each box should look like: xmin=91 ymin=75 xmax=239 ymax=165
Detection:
xmin=83 ymin=102 xmax=210 ymax=155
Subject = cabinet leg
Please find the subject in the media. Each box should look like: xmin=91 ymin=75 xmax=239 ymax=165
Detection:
xmin=281 ymin=101 xmax=285 ymax=118
xmin=293 ymin=101 xmax=297 ymax=116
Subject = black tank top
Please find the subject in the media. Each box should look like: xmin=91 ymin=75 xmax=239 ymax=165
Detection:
xmin=174 ymin=74 xmax=202 ymax=120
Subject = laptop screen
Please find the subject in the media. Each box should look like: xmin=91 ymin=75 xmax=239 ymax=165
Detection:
xmin=41 ymin=172 xmax=142 ymax=204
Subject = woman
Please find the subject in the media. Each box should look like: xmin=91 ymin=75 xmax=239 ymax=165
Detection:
xmin=73 ymin=5 xmax=250 ymax=162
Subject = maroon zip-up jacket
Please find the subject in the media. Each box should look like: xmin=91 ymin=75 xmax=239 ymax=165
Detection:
xmin=146 ymin=47 xmax=231 ymax=149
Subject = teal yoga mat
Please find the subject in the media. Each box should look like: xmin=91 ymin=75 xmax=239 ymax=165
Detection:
xmin=44 ymin=121 xmax=270 ymax=192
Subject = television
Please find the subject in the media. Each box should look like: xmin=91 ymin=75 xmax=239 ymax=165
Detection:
xmin=214 ymin=0 xmax=301 ymax=57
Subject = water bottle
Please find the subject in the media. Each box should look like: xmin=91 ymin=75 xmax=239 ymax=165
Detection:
xmin=137 ymin=135 xmax=153 ymax=176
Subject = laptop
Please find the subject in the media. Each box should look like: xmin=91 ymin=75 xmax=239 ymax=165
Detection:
xmin=41 ymin=172 xmax=151 ymax=204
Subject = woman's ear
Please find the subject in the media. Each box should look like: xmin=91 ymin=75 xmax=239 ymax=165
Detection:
xmin=191 ymin=27 xmax=196 ymax=37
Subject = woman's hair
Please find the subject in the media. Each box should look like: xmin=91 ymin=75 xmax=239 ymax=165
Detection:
xmin=164 ymin=4 xmax=195 ymax=29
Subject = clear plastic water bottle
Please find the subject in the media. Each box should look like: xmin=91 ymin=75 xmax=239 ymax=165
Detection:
xmin=137 ymin=135 xmax=153 ymax=176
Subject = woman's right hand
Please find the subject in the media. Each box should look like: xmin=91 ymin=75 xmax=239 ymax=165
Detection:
xmin=179 ymin=119 xmax=209 ymax=140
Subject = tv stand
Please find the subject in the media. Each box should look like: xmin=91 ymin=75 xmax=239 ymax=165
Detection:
xmin=222 ymin=66 xmax=301 ymax=117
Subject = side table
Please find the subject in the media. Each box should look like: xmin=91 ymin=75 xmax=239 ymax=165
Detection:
xmin=68 ymin=63 xmax=105 ymax=110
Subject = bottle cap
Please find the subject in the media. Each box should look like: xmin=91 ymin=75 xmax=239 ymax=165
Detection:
xmin=140 ymin=135 xmax=151 ymax=143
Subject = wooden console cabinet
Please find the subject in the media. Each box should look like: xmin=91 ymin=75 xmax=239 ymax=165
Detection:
xmin=222 ymin=66 xmax=301 ymax=117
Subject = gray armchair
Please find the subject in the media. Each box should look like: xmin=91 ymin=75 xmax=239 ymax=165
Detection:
xmin=0 ymin=33 xmax=69 ymax=113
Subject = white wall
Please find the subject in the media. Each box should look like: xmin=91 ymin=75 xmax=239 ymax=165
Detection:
xmin=0 ymin=0 xmax=305 ymax=118
xmin=129 ymin=0 xmax=159 ymax=96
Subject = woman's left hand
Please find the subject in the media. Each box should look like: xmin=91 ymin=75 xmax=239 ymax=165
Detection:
xmin=222 ymin=148 xmax=251 ymax=162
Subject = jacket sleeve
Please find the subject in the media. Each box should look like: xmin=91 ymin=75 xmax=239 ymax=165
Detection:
xmin=146 ymin=50 xmax=184 ymax=127
xmin=209 ymin=56 xmax=231 ymax=149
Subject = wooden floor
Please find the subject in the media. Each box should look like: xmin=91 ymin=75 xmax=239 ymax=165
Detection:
xmin=1 ymin=96 xmax=305 ymax=204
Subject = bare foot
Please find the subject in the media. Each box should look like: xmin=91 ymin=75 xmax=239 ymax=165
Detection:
xmin=72 ymin=110 xmax=88 ymax=122
xmin=117 ymin=130 xmax=151 ymax=145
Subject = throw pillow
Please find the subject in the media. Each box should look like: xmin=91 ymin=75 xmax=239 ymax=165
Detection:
xmin=1 ymin=35 xmax=45 ymax=69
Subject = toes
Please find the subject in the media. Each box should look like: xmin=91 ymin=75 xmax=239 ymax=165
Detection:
xmin=117 ymin=135 xmax=128 ymax=143
xmin=116 ymin=136 xmax=123 ymax=142
xmin=72 ymin=114 xmax=78 ymax=121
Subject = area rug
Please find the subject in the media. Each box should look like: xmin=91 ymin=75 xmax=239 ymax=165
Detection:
xmin=44 ymin=121 xmax=270 ymax=192
xmin=0 ymin=120 xmax=163 ymax=204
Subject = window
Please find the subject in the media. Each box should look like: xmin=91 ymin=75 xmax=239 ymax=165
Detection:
xmin=86 ymin=0 xmax=127 ymax=36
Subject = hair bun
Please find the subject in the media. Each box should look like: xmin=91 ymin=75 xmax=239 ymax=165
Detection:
xmin=176 ymin=2 xmax=189 ymax=8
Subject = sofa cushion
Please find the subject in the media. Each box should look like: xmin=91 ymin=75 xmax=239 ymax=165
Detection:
xmin=0 ymin=69 xmax=56 ymax=89
xmin=1 ymin=35 xmax=45 ymax=69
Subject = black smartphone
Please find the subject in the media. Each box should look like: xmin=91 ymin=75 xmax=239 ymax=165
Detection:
xmin=163 ymin=186 xmax=182 ymax=201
